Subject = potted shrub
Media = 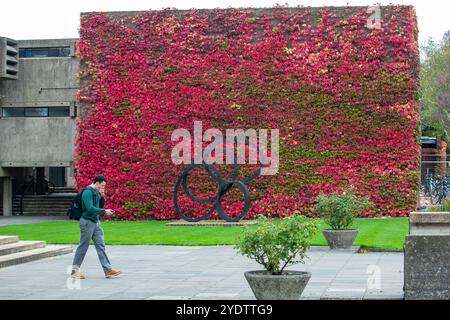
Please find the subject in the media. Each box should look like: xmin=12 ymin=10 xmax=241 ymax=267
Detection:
xmin=314 ymin=189 xmax=372 ymax=249
xmin=234 ymin=213 xmax=319 ymax=300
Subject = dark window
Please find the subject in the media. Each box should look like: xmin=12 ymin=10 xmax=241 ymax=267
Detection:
xmin=2 ymin=107 xmax=24 ymax=117
xmin=48 ymin=106 xmax=70 ymax=117
xmin=25 ymin=107 xmax=48 ymax=117
xmin=19 ymin=47 xmax=71 ymax=58
xmin=2 ymin=107 xmax=71 ymax=118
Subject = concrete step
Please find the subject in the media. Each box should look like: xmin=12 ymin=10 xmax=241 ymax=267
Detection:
xmin=0 ymin=240 xmax=46 ymax=256
xmin=51 ymin=189 xmax=76 ymax=193
xmin=13 ymin=204 xmax=70 ymax=208
xmin=9 ymin=194 xmax=75 ymax=216
xmin=13 ymin=201 xmax=71 ymax=204
xmin=19 ymin=194 xmax=75 ymax=198
xmin=13 ymin=211 xmax=69 ymax=214
xmin=13 ymin=210 xmax=69 ymax=212
xmin=51 ymin=191 xmax=76 ymax=194
xmin=13 ymin=200 xmax=74 ymax=203
xmin=16 ymin=200 xmax=75 ymax=202
xmin=13 ymin=205 xmax=70 ymax=209
xmin=13 ymin=212 xmax=68 ymax=216
xmin=14 ymin=199 xmax=73 ymax=201
xmin=13 ymin=204 xmax=72 ymax=209
xmin=12 ymin=204 xmax=70 ymax=208
xmin=14 ymin=203 xmax=73 ymax=205
xmin=13 ymin=202 xmax=72 ymax=205
xmin=0 ymin=245 xmax=73 ymax=269
xmin=14 ymin=198 xmax=73 ymax=201
xmin=14 ymin=204 xmax=71 ymax=206
xmin=0 ymin=236 xmax=19 ymax=245
xmin=13 ymin=209 xmax=70 ymax=211
xmin=13 ymin=212 xmax=69 ymax=215
xmin=13 ymin=204 xmax=71 ymax=206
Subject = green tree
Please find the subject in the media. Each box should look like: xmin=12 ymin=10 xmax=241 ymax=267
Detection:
xmin=420 ymin=32 xmax=450 ymax=141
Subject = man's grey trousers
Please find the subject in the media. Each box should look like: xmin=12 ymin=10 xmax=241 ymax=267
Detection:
xmin=72 ymin=217 xmax=112 ymax=273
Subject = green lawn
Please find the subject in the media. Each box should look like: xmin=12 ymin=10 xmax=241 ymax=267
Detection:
xmin=0 ymin=218 xmax=408 ymax=250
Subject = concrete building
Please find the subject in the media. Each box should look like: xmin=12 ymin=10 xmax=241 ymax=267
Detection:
xmin=421 ymin=137 xmax=448 ymax=179
xmin=0 ymin=37 xmax=79 ymax=216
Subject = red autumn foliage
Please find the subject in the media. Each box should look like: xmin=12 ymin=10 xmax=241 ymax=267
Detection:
xmin=75 ymin=6 xmax=420 ymax=220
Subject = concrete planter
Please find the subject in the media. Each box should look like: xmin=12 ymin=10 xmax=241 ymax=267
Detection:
xmin=322 ymin=229 xmax=358 ymax=249
xmin=244 ymin=270 xmax=311 ymax=300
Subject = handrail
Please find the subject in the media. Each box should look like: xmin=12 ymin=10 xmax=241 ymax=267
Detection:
xmin=11 ymin=177 xmax=59 ymax=215
xmin=12 ymin=177 xmax=35 ymax=215
xmin=45 ymin=179 xmax=56 ymax=194
xmin=20 ymin=178 xmax=35 ymax=216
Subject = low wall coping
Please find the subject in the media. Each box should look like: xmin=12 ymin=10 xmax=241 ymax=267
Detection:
xmin=409 ymin=212 xmax=450 ymax=224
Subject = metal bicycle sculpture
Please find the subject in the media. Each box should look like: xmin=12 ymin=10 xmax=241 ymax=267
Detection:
xmin=173 ymin=137 xmax=267 ymax=222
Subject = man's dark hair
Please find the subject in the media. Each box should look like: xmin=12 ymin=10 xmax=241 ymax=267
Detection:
xmin=93 ymin=175 xmax=107 ymax=184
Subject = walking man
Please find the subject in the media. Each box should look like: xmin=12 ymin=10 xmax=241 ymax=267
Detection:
xmin=71 ymin=175 xmax=122 ymax=279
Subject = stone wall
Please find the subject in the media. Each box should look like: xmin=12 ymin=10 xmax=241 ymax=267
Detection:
xmin=404 ymin=212 xmax=450 ymax=299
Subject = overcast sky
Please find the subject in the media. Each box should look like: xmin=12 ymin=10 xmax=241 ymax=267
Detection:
xmin=0 ymin=0 xmax=448 ymax=45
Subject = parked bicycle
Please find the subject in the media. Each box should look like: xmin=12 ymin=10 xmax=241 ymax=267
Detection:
xmin=420 ymin=170 xmax=434 ymax=198
xmin=429 ymin=174 xmax=450 ymax=205
xmin=422 ymin=171 xmax=449 ymax=205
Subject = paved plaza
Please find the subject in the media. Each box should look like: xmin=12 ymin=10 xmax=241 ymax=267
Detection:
xmin=0 ymin=245 xmax=404 ymax=300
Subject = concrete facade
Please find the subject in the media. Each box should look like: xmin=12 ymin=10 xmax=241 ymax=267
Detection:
xmin=0 ymin=38 xmax=79 ymax=215
xmin=0 ymin=118 xmax=76 ymax=167
xmin=2 ymin=178 xmax=12 ymax=216
xmin=0 ymin=42 xmax=78 ymax=105
xmin=0 ymin=37 xmax=18 ymax=80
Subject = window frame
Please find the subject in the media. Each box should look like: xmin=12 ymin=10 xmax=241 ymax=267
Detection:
xmin=1 ymin=106 xmax=71 ymax=118
xmin=18 ymin=47 xmax=71 ymax=58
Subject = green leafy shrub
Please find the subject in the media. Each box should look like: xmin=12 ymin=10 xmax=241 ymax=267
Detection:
xmin=428 ymin=197 xmax=450 ymax=212
xmin=428 ymin=206 xmax=441 ymax=212
xmin=439 ymin=197 xmax=450 ymax=211
xmin=314 ymin=190 xmax=372 ymax=230
xmin=234 ymin=213 xmax=319 ymax=275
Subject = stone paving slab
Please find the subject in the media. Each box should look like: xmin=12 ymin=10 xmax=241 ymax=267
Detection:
xmin=0 ymin=245 xmax=404 ymax=300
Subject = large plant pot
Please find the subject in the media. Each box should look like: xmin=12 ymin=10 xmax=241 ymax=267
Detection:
xmin=244 ymin=270 xmax=311 ymax=300
xmin=322 ymin=229 xmax=358 ymax=249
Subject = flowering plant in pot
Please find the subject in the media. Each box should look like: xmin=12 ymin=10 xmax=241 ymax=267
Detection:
xmin=314 ymin=189 xmax=372 ymax=249
xmin=234 ymin=213 xmax=319 ymax=300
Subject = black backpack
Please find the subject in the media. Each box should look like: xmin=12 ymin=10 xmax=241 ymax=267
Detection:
xmin=67 ymin=188 xmax=95 ymax=220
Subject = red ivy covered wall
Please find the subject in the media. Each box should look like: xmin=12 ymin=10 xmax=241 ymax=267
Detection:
xmin=75 ymin=6 xmax=420 ymax=220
